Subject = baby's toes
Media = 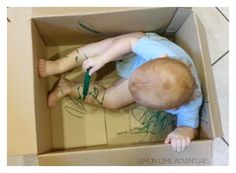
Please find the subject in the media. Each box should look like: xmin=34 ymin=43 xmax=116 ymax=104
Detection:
xmin=47 ymin=93 xmax=56 ymax=107
xmin=39 ymin=59 xmax=46 ymax=67
xmin=38 ymin=59 xmax=47 ymax=77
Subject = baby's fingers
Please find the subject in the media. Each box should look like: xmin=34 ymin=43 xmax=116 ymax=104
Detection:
xmin=82 ymin=59 xmax=89 ymax=71
xmin=176 ymin=138 xmax=182 ymax=152
xmin=180 ymin=137 xmax=191 ymax=152
xmin=181 ymin=138 xmax=187 ymax=152
xmin=89 ymin=67 xmax=97 ymax=76
xmin=186 ymin=137 xmax=191 ymax=147
xmin=164 ymin=134 xmax=171 ymax=144
xmin=83 ymin=60 xmax=93 ymax=72
xmin=171 ymin=138 xmax=177 ymax=152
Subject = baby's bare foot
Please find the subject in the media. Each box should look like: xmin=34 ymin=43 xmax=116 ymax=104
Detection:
xmin=38 ymin=59 xmax=60 ymax=78
xmin=48 ymin=78 xmax=77 ymax=107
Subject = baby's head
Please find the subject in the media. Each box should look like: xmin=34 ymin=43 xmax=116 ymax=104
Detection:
xmin=129 ymin=58 xmax=195 ymax=110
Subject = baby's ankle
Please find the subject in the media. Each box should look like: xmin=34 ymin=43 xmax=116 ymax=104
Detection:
xmin=53 ymin=60 xmax=63 ymax=73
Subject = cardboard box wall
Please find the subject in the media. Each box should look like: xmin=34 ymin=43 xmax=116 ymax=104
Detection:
xmin=7 ymin=7 xmax=223 ymax=165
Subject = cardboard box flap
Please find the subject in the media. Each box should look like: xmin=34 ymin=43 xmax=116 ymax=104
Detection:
xmin=32 ymin=7 xmax=142 ymax=18
xmin=38 ymin=140 xmax=212 ymax=165
xmin=195 ymin=15 xmax=223 ymax=138
xmin=32 ymin=7 xmax=178 ymax=46
xmin=7 ymin=8 xmax=38 ymax=155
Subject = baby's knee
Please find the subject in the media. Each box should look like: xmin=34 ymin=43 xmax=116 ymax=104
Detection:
xmin=103 ymin=100 xmax=121 ymax=110
xmin=102 ymin=94 xmax=122 ymax=110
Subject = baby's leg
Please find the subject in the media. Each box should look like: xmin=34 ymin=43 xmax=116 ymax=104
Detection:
xmin=48 ymin=78 xmax=134 ymax=109
xmin=80 ymin=78 xmax=135 ymax=109
xmin=38 ymin=39 xmax=114 ymax=78
xmin=38 ymin=32 xmax=144 ymax=77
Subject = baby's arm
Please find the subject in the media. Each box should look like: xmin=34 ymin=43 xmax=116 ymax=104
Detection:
xmin=164 ymin=94 xmax=202 ymax=152
xmin=82 ymin=32 xmax=144 ymax=75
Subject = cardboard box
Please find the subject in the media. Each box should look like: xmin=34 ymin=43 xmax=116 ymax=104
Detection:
xmin=7 ymin=7 xmax=223 ymax=165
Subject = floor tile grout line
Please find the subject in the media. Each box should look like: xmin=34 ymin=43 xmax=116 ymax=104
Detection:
xmin=212 ymin=50 xmax=229 ymax=66
xmin=216 ymin=7 xmax=229 ymax=22
xmin=221 ymin=137 xmax=229 ymax=147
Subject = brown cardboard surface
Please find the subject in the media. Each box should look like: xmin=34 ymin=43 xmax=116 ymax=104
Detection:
xmin=50 ymin=97 xmax=107 ymax=149
xmin=32 ymin=7 xmax=177 ymax=46
xmin=7 ymin=7 xmax=38 ymax=155
xmin=105 ymin=107 xmax=132 ymax=145
xmin=32 ymin=7 xmax=142 ymax=18
xmin=31 ymin=21 xmax=52 ymax=154
xmin=38 ymin=140 xmax=212 ymax=166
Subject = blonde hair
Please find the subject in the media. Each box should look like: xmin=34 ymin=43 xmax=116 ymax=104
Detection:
xmin=128 ymin=58 xmax=195 ymax=110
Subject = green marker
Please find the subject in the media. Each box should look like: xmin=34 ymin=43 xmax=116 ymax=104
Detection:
xmin=82 ymin=67 xmax=91 ymax=100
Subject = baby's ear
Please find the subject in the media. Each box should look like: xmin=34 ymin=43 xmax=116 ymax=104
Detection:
xmin=159 ymin=54 xmax=169 ymax=58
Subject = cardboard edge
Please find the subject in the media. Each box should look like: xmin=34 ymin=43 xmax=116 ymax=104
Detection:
xmin=37 ymin=140 xmax=212 ymax=165
xmin=31 ymin=7 xmax=155 ymax=18
xmin=194 ymin=14 xmax=223 ymax=138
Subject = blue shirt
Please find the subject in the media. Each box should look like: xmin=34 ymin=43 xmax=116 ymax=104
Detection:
xmin=116 ymin=33 xmax=203 ymax=128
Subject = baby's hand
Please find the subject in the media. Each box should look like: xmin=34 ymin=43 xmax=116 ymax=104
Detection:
xmin=82 ymin=56 xmax=106 ymax=75
xmin=164 ymin=127 xmax=195 ymax=152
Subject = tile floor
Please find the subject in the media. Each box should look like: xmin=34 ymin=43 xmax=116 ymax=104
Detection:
xmin=193 ymin=7 xmax=229 ymax=165
xmin=7 ymin=7 xmax=229 ymax=166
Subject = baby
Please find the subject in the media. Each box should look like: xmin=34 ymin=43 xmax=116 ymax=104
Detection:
xmin=38 ymin=32 xmax=202 ymax=152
